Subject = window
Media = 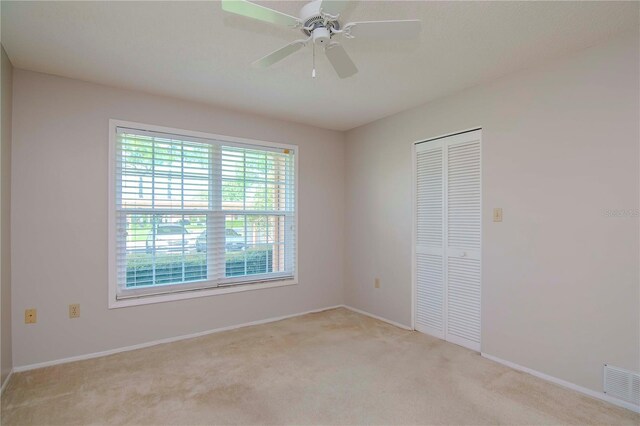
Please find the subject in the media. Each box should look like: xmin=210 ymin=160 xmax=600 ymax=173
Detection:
xmin=109 ymin=121 xmax=297 ymax=307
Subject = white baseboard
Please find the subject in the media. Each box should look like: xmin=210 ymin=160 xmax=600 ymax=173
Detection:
xmin=342 ymin=305 xmax=413 ymax=330
xmin=482 ymin=353 xmax=640 ymax=414
xmin=13 ymin=305 xmax=344 ymax=373
xmin=0 ymin=369 xmax=13 ymax=395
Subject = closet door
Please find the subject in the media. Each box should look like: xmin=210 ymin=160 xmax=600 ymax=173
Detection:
xmin=415 ymin=141 xmax=445 ymax=338
xmin=414 ymin=130 xmax=481 ymax=352
xmin=445 ymin=133 xmax=481 ymax=351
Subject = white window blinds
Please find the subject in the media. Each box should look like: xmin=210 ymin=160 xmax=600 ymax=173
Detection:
xmin=114 ymin=126 xmax=296 ymax=299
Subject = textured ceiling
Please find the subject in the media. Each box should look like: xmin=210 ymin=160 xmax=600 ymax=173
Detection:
xmin=1 ymin=1 xmax=638 ymax=131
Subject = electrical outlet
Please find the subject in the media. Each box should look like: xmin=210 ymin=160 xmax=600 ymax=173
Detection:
xmin=25 ymin=308 xmax=37 ymax=324
xmin=69 ymin=304 xmax=80 ymax=319
xmin=374 ymin=278 xmax=380 ymax=289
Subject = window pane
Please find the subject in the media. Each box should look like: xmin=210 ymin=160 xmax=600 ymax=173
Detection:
xmin=224 ymin=214 xmax=288 ymax=278
xmin=123 ymin=213 xmax=207 ymax=287
xmin=221 ymin=147 xmax=292 ymax=212
xmin=118 ymin=134 xmax=212 ymax=210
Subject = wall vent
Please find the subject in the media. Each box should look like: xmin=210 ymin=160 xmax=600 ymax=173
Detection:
xmin=604 ymin=364 xmax=640 ymax=405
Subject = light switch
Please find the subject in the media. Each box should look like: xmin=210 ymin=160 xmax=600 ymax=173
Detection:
xmin=493 ymin=208 xmax=503 ymax=222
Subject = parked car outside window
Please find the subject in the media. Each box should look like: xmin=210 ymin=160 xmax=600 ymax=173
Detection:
xmin=145 ymin=225 xmax=197 ymax=254
xmin=196 ymin=229 xmax=246 ymax=252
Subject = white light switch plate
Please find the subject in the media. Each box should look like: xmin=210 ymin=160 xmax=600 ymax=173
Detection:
xmin=493 ymin=208 xmax=503 ymax=222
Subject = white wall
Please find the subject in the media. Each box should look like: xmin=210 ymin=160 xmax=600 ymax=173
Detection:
xmin=344 ymin=33 xmax=640 ymax=393
xmin=1 ymin=45 xmax=13 ymax=384
xmin=11 ymin=69 xmax=345 ymax=367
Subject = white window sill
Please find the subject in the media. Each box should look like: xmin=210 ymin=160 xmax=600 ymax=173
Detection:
xmin=109 ymin=278 xmax=298 ymax=309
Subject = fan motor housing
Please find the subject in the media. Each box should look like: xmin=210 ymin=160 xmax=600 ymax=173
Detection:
xmin=312 ymin=27 xmax=330 ymax=45
xmin=300 ymin=0 xmax=340 ymax=38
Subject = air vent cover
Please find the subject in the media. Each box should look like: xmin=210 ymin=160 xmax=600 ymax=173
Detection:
xmin=604 ymin=364 xmax=640 ymax=405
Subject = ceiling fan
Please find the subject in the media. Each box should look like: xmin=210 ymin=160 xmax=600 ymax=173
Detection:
xmin=221 ymin=0 xmax=421 ymax=78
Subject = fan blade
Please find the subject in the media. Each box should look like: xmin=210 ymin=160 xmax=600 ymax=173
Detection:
xmin=345 ymin=20 xmax=421 ymax=40
xmin=325 ymin=43 xmax=358 ymax=78
xmin=319 ymin=0 xmax=348 ymax=17
xmin=253 ymin=40 xmax=307 ymax=68
xmin=221 ymin=0 xmax=300 ymax=28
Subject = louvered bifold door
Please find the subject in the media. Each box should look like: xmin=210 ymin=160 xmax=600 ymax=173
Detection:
xmin=445 ymin=131 xmax=481 ymax=351
xmin=415 ymin=141 xmax=445 ymax=338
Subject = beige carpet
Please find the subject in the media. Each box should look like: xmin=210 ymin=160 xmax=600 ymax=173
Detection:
xmin=1 ymin=308 xmax=638 ymax=425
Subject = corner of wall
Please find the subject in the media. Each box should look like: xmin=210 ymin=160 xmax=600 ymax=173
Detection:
xmin=340 ymin=129 xmax=349 ymax=307
xmin=1 ymin=44 xmax=14 ymax=386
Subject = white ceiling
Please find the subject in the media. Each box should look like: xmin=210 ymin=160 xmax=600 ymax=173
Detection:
xmin=1 ymin=1 xmax=638 ymax=131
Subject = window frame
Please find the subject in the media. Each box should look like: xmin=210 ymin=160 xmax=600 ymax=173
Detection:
xmin=108 ymin=119 xmax=299 ymax=309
